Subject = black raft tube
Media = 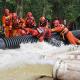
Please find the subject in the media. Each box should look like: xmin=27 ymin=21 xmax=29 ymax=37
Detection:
xmin=0 ymin=33 xmax=62 ymax=49
xmin=0 ymin=32 xmax=66 ymax=49
xmin=0 ymin=35 xmax=38 ymax=49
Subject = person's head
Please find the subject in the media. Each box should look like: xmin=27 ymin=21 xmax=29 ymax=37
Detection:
xmin=53 ymin=20 xmax=60 ymax=27
xmin=39 ymin=16 xmax=46 ymax=23
xmin=26 ymin=12 xmax=32 ymax=17
xmin=4 ymin=8 xmax=10 ymax=16
xmin=12 ymin=13 xmax=17 ymax=19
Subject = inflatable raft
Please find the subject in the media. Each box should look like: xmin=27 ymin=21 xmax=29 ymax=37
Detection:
xmin=0 ymin=30 xmax=80 ymax=49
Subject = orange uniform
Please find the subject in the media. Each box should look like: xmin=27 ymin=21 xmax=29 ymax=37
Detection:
xmin=52 ymin=20 xmax=80 ymax=45
xmin=38 ymin=16 xmax=48 ymax=28
xmin=32 ymin=27 xmax=51 ymax=42
xmin=25 ymin=12 xmax=36 ymax=28
xmin=24 ymin=12 xmax=36 ymax=35
xmin=18 ymin=18 xmax=27 ymax=36
xmin=25 ymin=17 xmax=36 ymax=28
xmin=12 ymin=13 xmax=26 ymax=36
xmin=32 ymin=16 xmax=51 ymax=42
xmin=2 ymin=9 xmax=12 ymax=38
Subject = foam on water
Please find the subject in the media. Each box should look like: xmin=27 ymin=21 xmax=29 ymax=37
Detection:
xmin=0 ymin=42 xmax=80 ymax=69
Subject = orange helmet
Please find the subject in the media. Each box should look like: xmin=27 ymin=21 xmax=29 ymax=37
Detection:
xmin=4 ymin=8 xmax=10 ymax=16
xmin=26 ymin=12 xmax=32 ymax=17
xmin=39 ymin=16 xmax=46 ymax=22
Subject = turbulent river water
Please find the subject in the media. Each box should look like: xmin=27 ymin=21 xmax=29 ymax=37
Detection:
xmin=0 ymin=41 xmax=80 ymax=69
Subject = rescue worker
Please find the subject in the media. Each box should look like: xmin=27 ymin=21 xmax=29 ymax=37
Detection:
xmin=51 ymin=20 xmax=80 ymax=45
xmin=25 ymin=12 xmax=36 ymax=28
xmin=24 ymin=12 xmax=36 ymax=35
xmin=12 ymin=13 xmax=26 ymax=36
xmin=18 ymin=17 xmax=27 ymax=35
xmin=32 ymin=16 xmax=51 ymax=42
xmin=2 ymin=8 xmax=12 ymax=38
xmin=12 ymin=13 xmax=20 ymax=36
xmin=38 ymin=16 xmax=48 ymax=28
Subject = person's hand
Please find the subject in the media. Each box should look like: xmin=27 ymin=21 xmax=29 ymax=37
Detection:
xmin=63 ymin=28 xmax=68 ymax=34
xmin=3 ymin=24 xmax=5 ymax=27
xmin=51 ymin=28 xmax=55 ymax=32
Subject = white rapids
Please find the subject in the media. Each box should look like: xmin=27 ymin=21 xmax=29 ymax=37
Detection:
xmin=0 ymin=41 xmax=80 ymax=69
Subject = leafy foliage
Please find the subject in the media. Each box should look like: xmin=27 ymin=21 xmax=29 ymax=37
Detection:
xmin=0 ymin=0 xmax=80 ymax=27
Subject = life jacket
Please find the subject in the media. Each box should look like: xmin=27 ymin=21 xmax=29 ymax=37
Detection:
xmin=19 ymin=18 xmax=25 ymax=28
xmin=4 ymin=15 xmax=12 ymax=26
xmin=25 ymin=17 xmax=36 ymax=28
xmin=12 ymin=18 xmax=20 ymax=29
xmin=37 ymin=27 xmax=44 ymax=34
xmin=39 ymin=20 xmax=48 ymax=27
xmin=2 ymin=14 xmax=12 ymax=32
xmin=36 ymin=27 xmax=47 ymax=38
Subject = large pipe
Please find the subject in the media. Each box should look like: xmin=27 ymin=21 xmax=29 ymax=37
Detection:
xmin=0 ymin=30 xmax=80 ymax=49
xmin=0 ymin=33 xmax=62 ymax=49
xmin=0 ymin=35 xmax=38 ymax=49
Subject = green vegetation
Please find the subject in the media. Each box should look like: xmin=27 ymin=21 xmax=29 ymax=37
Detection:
xmin=0 ymin=0 xmax=80 ymax=27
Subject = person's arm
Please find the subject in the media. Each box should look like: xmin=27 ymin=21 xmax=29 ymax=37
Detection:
xmin=51 ymin=27 xmax=61 ymax=32
xmin=51 ymin=28 xmax=56 ymax=32
xmin=52 ymin=26 xmax=64 ymax=32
